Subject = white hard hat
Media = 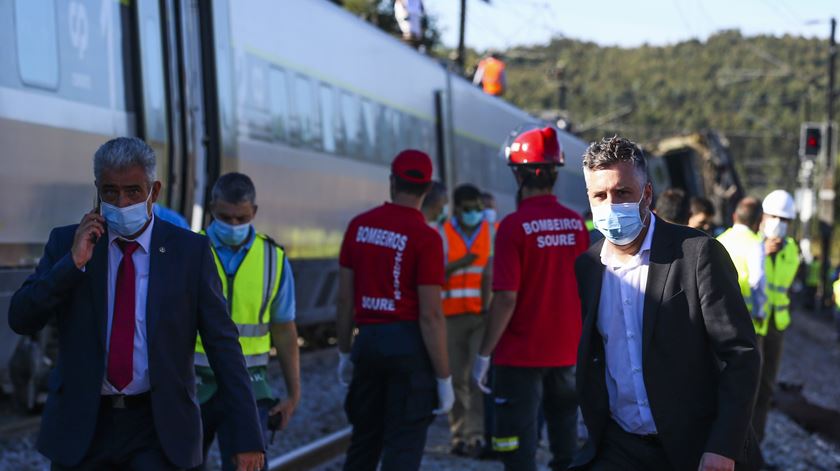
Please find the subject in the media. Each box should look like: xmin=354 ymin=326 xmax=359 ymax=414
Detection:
xmin=762 ymin=190 xmax=796 ymax=219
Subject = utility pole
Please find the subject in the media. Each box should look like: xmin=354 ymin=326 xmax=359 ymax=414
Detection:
xmin=456 ymin=0 xmax=467 ymax=71
xmin=819 ymin=17 xmax=836 ymax=309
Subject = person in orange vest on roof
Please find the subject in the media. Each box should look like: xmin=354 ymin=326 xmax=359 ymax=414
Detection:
xmin=473 ymin=126 xmax=588 ymax=470
xmin=473 ymin=51 xmax=507 ymax=97
xmin=440 ymin=184 xmax=496 ymax=458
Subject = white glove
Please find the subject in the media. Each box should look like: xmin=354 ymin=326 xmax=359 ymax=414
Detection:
xmin=472 ymin=354 xmax=491 ymax=394
xmin=432 ymin=376 xmax=455 ymax=415
xmin=338 ymin=351 xmax=353 ymax=387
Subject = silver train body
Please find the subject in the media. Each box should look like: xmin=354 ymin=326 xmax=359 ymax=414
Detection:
xmin=0 ymin=0 xmax=591 ymax=402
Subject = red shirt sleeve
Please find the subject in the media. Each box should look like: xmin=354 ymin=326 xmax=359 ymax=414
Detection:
xmin=339 ymin=220 xmax=356 ymax=269
xmin=416 ymin=229 xmax=445 ymax=285
xmin=492 ymin=218 xmax=521 ymax=291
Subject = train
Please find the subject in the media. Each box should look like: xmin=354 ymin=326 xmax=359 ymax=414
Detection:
xmin=1 ymin=0 xmax=737 ymax=412
xmin=0 ymin=0 xmax=593 ymax=408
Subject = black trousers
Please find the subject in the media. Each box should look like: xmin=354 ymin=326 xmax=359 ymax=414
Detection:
xmin=753 ymin=322 xmax=784 ymax=442
xmin=51 ymin=398 xmax=180 ymax=471
xmin=342 ymin=322 xmax=436 ymax=471
xmin=189 ymin=394 xmax=271 ymax=471
xmin=492 ymin=365 xmax=578 ymax=471
xmin=588 ymin=420 xmax=671 ymax=471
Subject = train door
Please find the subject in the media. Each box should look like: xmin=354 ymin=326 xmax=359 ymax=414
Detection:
xmin=154 ymin=0 xmax=230 ymax=230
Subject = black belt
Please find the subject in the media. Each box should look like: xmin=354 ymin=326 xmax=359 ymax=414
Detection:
xmin=101 ymin=391 xmax=151 ymax=409
xmin=607 ymin=419 xmax=660 ymax=445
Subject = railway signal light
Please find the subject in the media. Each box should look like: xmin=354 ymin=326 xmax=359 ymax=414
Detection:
xmin=800 ymin=123 xmax=823 ymax=159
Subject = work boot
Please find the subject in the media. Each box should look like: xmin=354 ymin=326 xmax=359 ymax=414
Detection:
xmin=450 ymin=440 xmax=467 ymax=456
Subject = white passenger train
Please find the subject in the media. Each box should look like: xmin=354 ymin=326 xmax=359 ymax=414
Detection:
xmin=0 ymin=0 xmax=593 ymax=405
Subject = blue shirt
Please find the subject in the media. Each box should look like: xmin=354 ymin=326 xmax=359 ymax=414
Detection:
xmin=153 ymin=204 xmax=191 ymax=230
xmin=206 ymin=223 xmax=296 ymax=323
xmin=596 ymin=216 xmax=657 ymax=434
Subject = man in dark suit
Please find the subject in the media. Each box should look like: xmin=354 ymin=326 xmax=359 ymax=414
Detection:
xmin=9 ymin=137 xmax=265 ymax=470
xmin=572 ymin=136 xmax=761 ymax=471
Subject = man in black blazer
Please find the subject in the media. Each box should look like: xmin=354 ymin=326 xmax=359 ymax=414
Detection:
xmin=9 ymin=137 xmax=265 ymax=470
xmin=572 ymin=136 xmax=761 ymax=471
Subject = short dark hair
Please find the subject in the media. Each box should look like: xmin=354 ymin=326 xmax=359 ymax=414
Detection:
xmin=453 ymin=184 xmax=482 ymax=206
xmin=211 ymin=172 xmax=256 ymax=205
xmin=393 ymin=174 xmax=431 ymax=196
xmin=583 ymin=135 xmax=648 ymax=183
xmin=734 ymin=196 xmax=762 ymax=228
xmin=655 ymin=188 xmax=690 ymax=225
xmin=513 ymin=165 xmax=559 ymax=190
xmin=422 ymin=181 xmax=447 ymax=209
xmin=690 ymin=196 xmax=715 ymax=217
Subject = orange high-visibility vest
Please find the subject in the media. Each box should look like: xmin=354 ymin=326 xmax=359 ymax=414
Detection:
xmin=479 ymin=57 xmax=505 ymax=96
xmin=441 ymin=219 xmax=494 ymax=316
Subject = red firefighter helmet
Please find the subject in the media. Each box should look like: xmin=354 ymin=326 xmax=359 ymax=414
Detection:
xmin=503 ymin=125 xmax=565 ymax=166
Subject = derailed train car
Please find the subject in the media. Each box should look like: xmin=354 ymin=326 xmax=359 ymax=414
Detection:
xmin=0 ymin=0 xmax=591 ymax=407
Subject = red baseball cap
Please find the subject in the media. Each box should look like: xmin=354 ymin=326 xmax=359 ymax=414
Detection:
xmin=391 ymin=149 xmax=433 ymax=184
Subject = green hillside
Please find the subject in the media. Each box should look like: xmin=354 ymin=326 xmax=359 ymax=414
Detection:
xmin=494 ymin=31 xmax=831 ymax=195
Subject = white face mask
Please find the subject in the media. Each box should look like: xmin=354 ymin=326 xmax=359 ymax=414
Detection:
xmin=763 ymin=218 xmax=788 ymax=239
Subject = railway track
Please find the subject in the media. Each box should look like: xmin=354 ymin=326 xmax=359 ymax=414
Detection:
xmin=0 ymin=416 xmax=40 ymax=439
xmin=268 ymin=427 xmax=351 ymax=471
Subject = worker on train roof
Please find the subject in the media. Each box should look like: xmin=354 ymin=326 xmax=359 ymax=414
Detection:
xmin=194 ymin=173 xmax=301 ymax=471
xmin=336 ymin=149 xmax=454 ymax=471
xmin=473 ymin=126 xmax=588 ymax=470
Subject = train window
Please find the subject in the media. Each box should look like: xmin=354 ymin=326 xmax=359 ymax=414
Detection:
xmin=138 ymin=12 xmax=167 ymax=141
xmin=379 ymin=107 xmax=396 ymax=162
xmin=14 ymin=0 xmax=59 ymax=90
xmin=269 ymin=67 xmax=290 ymax=142
xmin=319 ymin=84 xmax=337 ymax=153
xmin=293 ymin=74 xmax=321 ymax=149
xmin=211 ymin=0 xmax=236 ymax=155
xmin=361 ymin=99 xmax=379 ymax=161
xmin=340 ymin=92 xmax=362 ymax=158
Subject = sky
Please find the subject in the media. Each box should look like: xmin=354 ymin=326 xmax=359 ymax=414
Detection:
xmin=421 ymin=0 xmax=840 ymax=50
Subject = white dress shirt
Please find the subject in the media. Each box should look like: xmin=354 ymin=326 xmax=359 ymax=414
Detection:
xmin=597 ymin=216 xmax=657 ymax=434
xmin=101 ymin=216 xmax=154 ymax=395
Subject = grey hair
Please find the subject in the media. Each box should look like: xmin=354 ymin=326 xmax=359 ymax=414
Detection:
xmin=93 ymin=137 xmax=156 ymax=184
xmin=582 ymin=135 xmax=649 ymax=184
xmin=211 ymin=172 xmax=256 ymax=205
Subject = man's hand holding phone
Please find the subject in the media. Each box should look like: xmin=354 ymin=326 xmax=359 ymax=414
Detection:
xmin=72 ymin=209 xmax=105 ymax=269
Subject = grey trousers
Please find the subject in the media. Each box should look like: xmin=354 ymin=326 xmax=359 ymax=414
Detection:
xmin=446 ymin=313 xmax=486 ymax=444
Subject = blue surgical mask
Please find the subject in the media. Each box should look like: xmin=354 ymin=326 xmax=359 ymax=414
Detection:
xmin=591 ymin=193 xmax=647 ymax=246
xmin=210 ymin=220 xmax=251 ymax=246
xmin=484 ymin=208 xmax=497 ymax=223
xmin=100 ymin=193 xmax=152 ymax=237
xmin=460 ymin=210 xmax=484 ymax=228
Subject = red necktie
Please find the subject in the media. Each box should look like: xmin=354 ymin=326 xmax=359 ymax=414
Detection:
xmin=107 ymin=240 xmax=140 ymax=391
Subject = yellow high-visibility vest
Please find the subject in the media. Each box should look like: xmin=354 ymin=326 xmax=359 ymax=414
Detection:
xmin=717 ymin=226 xmax=764 ymax=334
xmin=755 ymin=237 xmax=799 ymax=335
xmin=833 ymin=279 xmax=840 ymax=309
xmin=195 ymin=232 xmax=284 ymax=367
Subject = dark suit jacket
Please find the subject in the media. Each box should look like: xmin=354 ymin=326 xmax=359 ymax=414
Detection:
xmin=573 ymin=217 xmax=761 ymax=471
xmin=8 ymin=220 xmax=264 ymax=468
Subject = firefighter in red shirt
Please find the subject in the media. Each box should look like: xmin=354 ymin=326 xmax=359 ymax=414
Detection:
xmin=473 ymin=127 xmax=588 ymax=471
xmin=336 ymin=149 xmax=454 ymax=471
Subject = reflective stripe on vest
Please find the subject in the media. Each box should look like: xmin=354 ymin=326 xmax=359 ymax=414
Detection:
xmin=195 ymin=233 xmax=284 ymax=367
xmin=756 ymin=237 xmax=799 ymax=335
xmin=717 ymin=227 xmax=760 ymax=317
xmin=442 ymin=220 xmax=493 ymax=316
